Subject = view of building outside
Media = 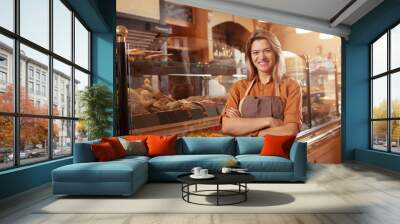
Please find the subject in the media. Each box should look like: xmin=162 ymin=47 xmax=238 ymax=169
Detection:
xmin=0 ymin=35 xmax=13 ymax=169
xmin=371 ymin=23 xmax=400 ymax=153
xmin=0 ymin=0 xmax=90 ymax=170
xmin=74 ymin=69 xmax=90 ymax=143
xmin=0 ymin=40 xmax=74 ymax=168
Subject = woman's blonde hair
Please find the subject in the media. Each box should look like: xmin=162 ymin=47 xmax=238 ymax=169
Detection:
xmin=244 ymin=30 xmax=286 ymax=89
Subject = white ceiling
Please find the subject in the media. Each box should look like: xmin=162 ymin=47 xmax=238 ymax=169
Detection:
xmin=168 ymin=0 xmax=384 ymax=38
xmin=227 ymin=0 xmax=353 ymax=23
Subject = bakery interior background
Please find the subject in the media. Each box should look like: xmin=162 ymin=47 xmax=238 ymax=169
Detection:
xmin=115 ymin=0 xmax=341 ymax=137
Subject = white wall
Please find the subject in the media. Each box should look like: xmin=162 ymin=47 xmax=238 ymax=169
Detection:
xmin=117 ymin=0 xmax=160 ymax=21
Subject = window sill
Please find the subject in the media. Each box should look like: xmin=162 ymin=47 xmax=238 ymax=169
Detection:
xmin=0 ymin=156 xmax=72 ymax=176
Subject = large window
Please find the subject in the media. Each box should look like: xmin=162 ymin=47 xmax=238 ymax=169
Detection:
xmin=0 ymin=0 xmax=91 ymax=171
xmin=371 ymin=23 xmax=400 ymax=153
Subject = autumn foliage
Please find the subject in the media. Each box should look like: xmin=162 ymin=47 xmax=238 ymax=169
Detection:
xmin=372 ymin=99 xmax=400 ymax=141
xmin=0 ymin=85 xmax=59 ymax=150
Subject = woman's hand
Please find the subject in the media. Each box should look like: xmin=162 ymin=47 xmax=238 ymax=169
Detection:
xmin=225 ymin=107 xmax=241 ymax=118
xmin=257 ymin=129 xmax=268 ymax=137
xmin=258 ymin=118 xmax=283 ymax=136
xmin=258 ymin=122 xmax=299 ymax=137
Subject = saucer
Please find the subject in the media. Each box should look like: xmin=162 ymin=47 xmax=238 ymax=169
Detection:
xmin=232 ymin=170 xmax=249 ymax=174
xmin=190 ymin=174 xmax=215 ymax=179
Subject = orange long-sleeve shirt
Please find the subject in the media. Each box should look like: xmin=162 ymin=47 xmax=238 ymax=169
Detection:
xmin=221 ymin=77 xmax=303 ymax=126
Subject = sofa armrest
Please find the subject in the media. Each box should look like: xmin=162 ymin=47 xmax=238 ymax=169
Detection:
xmin=289 ymin=141 xmax=307 ymax=181
xmin=73 ymin=140 xmax=100 ymax=163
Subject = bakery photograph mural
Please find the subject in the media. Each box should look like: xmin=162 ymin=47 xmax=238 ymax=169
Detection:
xmin=115 ymin=0 xmax=342 ymax=161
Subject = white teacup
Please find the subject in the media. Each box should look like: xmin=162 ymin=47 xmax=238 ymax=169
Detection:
xmin=191 ymin=167 xmax=202 ymax=176
xmin=199 ymin=169 xmax=208 ymax=176
xmin=221 ymin=167 xmax=232 ymax=174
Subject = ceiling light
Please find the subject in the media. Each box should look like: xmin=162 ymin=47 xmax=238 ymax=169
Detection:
xmin=319 ymin=33 xmax=334 ymax=40
xmin=295 ymin=28 xmax=311 ymax=34
xmin=282 ymin=51 xmax=298 ymax=58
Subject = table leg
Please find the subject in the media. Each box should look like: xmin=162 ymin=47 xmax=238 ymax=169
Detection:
xmin=187 ymin=184 xmax=190 ymax=202
xmin=195 ymin=184 xmax=197 ymax=192
xmin=181 ymin=184 xmax=183 ymax=199
xmin=217 ymin=184 xmax=219 ymax=206
xmin=245 ymin=183 xmax=247 ymax=201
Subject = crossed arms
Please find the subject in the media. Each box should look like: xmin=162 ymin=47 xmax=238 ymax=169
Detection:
xmin=221 ymin=107 xmax=299 ymax=136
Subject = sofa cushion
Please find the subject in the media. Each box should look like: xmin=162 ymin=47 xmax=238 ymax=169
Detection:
xmin=115 ymin=155 xmax=150 ymax=163
xmin=91 ymin=142 xmax=118 ymax=161
xmin=260 ymin=135 xmax=296 ymax=159
xmin=118 ymin=138 xmax=147 ymax=156
xmin=53 ymin=163 xmax=138 ymax=183
xmin=148 ymin=154 xmax=235 ymax=172
xmin=101 ymin=137 xmax=127 ymax=158
xmin=178 ymin=137 xmax=235 ymax=155
xmin=236 ymin=155 xmax=293 ymax=172
xmin=53 ymin=157 xmax=148 ymax=182
xmin=235 ymin=137 xmax=264 ymax=155
xmin=147 ymin=135 xmax=177 ymax=157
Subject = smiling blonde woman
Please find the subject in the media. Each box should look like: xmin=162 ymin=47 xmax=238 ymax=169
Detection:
xmin=221 ymin=30 xmax=302 ymax=137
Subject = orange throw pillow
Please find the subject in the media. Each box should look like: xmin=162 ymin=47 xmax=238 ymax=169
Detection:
xmin=124 ymin=135 xmax=148 ymax=141
xmin=146 ymin=135 xmax=177 ymax=157
xmin=101 ymin=137 xmax=126 ymax=158
xmin=260 ymin=135 xmax=296 ymax=159
xmin=91 ymin=142 xmax=117 ymax=161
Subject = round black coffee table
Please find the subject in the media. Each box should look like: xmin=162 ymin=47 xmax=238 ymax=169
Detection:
xmin=177 ymin=173 xmax=255 ymax=206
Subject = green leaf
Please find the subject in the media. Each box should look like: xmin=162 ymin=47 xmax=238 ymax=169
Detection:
xmin=79 ymin=84 xmax=113 ymax=140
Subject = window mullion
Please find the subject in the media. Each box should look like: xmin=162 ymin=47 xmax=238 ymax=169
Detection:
xmin=370 ymin=45 xmax=373 ymax=149
xmin=71 ymin=10 xmax=76 ymax=154
xmin=88 ymin=32 xmax=93 ymax=75
xmin=48 ymin=0 xmax=53 ymax=160
xmin=388 ymin=30 xmax=391 ymax=152
xmin=13 ymin=0 xmax=20 ymax=167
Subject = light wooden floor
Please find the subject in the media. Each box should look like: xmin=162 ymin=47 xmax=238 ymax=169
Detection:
xmin=1 ymin=162 xmax=400 ymax=224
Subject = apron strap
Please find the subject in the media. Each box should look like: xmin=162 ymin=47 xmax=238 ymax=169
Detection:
xmin=274 ymin=82 xmax=280 ymax=97
xmin=239 ymin=79 xmax=256 ymax=113
xmin=244 ymin=79 xmax=256 ymax=97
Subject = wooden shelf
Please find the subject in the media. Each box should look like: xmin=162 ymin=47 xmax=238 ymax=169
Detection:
xmin=167 ymin=45 xmax=190 ymax=51
xmin=130 ymin=116 xmax=220 ymax=135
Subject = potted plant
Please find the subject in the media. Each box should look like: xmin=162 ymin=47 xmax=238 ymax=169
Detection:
xmin=79 ymin=84 xmax=113 ymax=140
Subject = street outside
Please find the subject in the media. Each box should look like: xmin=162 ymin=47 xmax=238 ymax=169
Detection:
xmin=0 ymin=146 xmax=71 ymax=170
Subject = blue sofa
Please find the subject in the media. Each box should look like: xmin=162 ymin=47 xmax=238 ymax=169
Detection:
xmin=52 ymin=137 xmax=307 ymax=196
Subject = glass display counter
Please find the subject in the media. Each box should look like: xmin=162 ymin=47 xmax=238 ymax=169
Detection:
xmin=126 ymin=59 xmax=244 ymax=135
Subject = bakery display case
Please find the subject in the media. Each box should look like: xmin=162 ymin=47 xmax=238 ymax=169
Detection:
xmin=308 ymin=53 xmax=340 ymax=126
xmin=123 ymin=51 xmax=341 ymax=135
xmin=115 ymin=4 xmax=250 ymax=136
xmin=117 ymin=33 xmax=246 ymax=135
xmin=126 ymin=58 xmax=242 ymax=135
xmin=285 ymin=52 xmax=341 ymax=130
xmin=283 ymin=52 xmax=311 ymax=130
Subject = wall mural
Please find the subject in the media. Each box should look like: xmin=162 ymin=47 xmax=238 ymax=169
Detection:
xmin=115 ymin=2 xmax=341 ymax=137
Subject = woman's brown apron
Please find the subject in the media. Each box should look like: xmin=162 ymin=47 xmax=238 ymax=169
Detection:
xmin=238 ymin=79 xmax=284 ymax=119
